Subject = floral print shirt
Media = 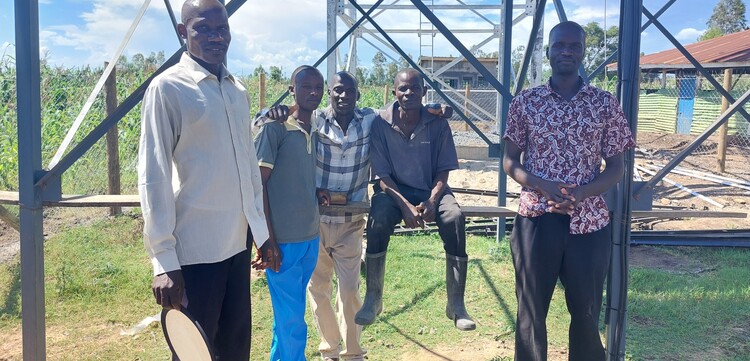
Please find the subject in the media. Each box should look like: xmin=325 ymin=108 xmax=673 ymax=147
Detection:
xmin=504 ymin=81 xmax=636 ymax=234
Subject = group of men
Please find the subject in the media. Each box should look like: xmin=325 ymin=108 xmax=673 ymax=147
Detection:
xmin=137 ymin=0 xmax=635 ymax=360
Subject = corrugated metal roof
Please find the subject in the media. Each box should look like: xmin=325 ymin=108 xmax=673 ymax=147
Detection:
xmin=608 ymin=29 xmax=750 ymax=70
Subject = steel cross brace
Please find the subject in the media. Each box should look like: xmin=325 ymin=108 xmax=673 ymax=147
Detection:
xmin=514 ymin=0 xmax=547 ymax=96
xmin=588 ymin=0 xmax=677 ymax=80
xmin=347 ymin=0 xmax=501 ymax=154
xmin=34 ymin=0 xmax=252 ymax=190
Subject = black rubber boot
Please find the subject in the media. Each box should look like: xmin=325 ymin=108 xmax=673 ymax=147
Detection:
xmin=446 ymin=254 xmax=476 ymax=331
xmin=355 ymin=251 xmax=387 ymax=325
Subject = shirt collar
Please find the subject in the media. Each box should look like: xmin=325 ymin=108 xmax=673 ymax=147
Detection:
xmin=542 ymin=77 xmax=595 ymax=99
xmin=381 ymin=101 xmax=438 ymax=126
xmin=284 ymin=115 xmax=317 ymax=154
xmin=322 ymin=105 xmax=364 ymax=129
xmin=180 ymin=52 xmax=235 ymax=85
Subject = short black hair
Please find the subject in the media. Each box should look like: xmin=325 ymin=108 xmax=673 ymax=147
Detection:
xmin=291 ymin=65 xmax=322 ymax=85
xmin=394 ymin=68 xmax=423 ymax=88
xmin=549 ymin=21 xmax=586 ymax=42
xmin=334 ymin=70 xmax=358 ymax=89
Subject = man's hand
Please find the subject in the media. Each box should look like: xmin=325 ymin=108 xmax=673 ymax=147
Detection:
xmin=316 ymin=188 xmax=331 ymax=206
xmin=152 ymin=270 xmax=185 ymax=310
xmin=400 ymin=203 xmax=425 ymax=229
xmin=425 ymin=103 xmax=453 ymax=118
xmin=253 ymin=238 xmax=282 ymax=272
xmin=544 ymin=183 xmax=577 ymax=215
xmin=416 ymin=198 xmax=438 ymax=222
xmin=255 ymin=104 xmax=298 ymax=127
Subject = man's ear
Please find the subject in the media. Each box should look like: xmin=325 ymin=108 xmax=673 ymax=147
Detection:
xmin=356 ymin=90 xmax=361 ymax=102
xmin=545 ymin=45 xmax=550 ymax=59
xmin=288 ymin=85 xmax=295 ymax=94
xmin=177 ymin=24 xmax=187 ymax=39
xmin=391 ymin=90 xmax=396 ymax=96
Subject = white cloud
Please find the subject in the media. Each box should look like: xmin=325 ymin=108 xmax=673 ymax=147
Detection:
xmin=675 ymin=27 xmax=704 ymax=42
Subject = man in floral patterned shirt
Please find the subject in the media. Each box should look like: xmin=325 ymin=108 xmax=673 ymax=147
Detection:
xmin=503 ymin=21 xmax=635 ymax=361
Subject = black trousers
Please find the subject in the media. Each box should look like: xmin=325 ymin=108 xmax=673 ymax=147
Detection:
xmin=510 ymin=213 xmax=611 ymax=361
xmin=176 ymin=249 xmax=251 ymax=361
xmin=366 ymin=185 xmax=467 ymax=257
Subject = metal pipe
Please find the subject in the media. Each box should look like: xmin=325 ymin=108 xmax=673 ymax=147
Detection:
xmin=606 ymin=0 xmax=641 ymax=358
xmin=642 ymin=164 xmax=750 ymax=191
xmin=636 ymin=166 xmax=724 ymax=208
xmin=495 ymin=0 xmax=514 ymax=243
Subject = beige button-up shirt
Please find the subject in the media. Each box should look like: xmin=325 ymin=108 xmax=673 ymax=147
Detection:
xmin=138 ymin=53 xmax=269 ymax=275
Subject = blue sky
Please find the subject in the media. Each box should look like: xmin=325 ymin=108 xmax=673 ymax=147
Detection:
xmin=1 ymin=0 xmax=747 ymax=75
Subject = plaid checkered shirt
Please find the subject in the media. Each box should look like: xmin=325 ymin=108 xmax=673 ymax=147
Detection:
xmin=314 ymin=106 xmax=377 ymax=223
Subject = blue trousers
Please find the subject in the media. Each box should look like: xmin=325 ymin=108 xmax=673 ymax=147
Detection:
xmin=266 ymin=237 xmax=320 ymax=361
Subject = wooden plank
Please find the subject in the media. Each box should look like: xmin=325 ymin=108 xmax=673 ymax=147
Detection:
xmin=1 ymin=190 xmax=747 ymax=219
xmin=0 ymin=191 xmax=19 ymax=205
xmin=46 ymin=194 xmax=141 ymax=207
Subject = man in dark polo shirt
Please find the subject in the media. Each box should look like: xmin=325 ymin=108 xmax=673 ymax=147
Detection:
xmin=355 ymin=68 xmax=475 ymax=331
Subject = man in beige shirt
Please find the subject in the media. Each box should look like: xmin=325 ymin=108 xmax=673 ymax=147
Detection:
xmin=137 ymin=1 xmax=276 ymax=359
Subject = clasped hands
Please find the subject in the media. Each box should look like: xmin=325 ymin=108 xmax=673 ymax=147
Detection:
xmin=538 ymin=181 xmax=581 ymax=215
xmin=400 ymin=199 xmax=437 ymax=229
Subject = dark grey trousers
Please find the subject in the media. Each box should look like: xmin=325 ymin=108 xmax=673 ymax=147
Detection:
xmin=510 ymin=213 xmax=611 ymax=361
xmin=366 ymin=185 xmax=467 ymax=257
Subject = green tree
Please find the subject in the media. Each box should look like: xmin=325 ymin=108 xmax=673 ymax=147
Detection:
xmin=368 ymin=51 xmax=388 ymax=85
xmin=355 ymin=67 xmax=368 ymax=85
xmin=386 ymin=61 xmax=399 ymax=84
xmin=582 ymin=22 xmax=618 ymax=78
xmin=700 ymin=0 xmax=748 ymax=41
xmin=269 ymin=66 xmax=283 ymax=82
xmin=699 ymin=27 xmax=724 ymax=41
xmin=253 ymin=65 xmax=266 ymax=78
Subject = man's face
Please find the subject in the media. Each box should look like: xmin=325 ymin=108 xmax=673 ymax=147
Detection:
xmin=293 ymin=69 xmax=325 ymax=112
xmin=329 ymin=75 xmax=359 ymax=116
xmin=548 ymin=26 xmax=585 ymax=76
xmin=181 ymin=5 xmax=231 ymax=66
xmin=393 ymin=71 xmax=424 ymax=111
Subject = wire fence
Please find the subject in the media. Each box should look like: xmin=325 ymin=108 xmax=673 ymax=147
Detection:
xmin=1 ymin=57 xmax=749 ymax=203
xmin=634 ymin=70 xmax=750 ymax=186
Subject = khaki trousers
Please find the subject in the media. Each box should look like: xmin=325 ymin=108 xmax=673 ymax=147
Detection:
xmin=307 ymin=219 xmax=367 ymax=361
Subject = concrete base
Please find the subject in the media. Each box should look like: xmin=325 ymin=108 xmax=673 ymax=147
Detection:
xmin=456 ymin=145 xmax=493 ymax=160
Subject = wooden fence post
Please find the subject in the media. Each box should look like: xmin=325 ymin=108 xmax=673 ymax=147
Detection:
xmin=383 ymin=84 xmax=389 ymax=107
xmin=464 ymin=83 xmax=470 ymax=130
xmin=717 ymin=68 xmax=733 ymax=172
xmin=259 ymin=72 xmax=266 ymax=109
xmin=104 ymin=61 xmax=121 ymax=216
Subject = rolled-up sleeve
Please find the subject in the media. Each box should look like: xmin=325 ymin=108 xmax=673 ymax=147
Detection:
xmin=138 ymin=83 xmax=181 ymax=276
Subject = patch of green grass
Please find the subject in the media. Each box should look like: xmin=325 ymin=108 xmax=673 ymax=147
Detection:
xmin=626 ymin=247 xmax=750 ymax=360
xmin=2 ymin=223 xmax=750 ymax=360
